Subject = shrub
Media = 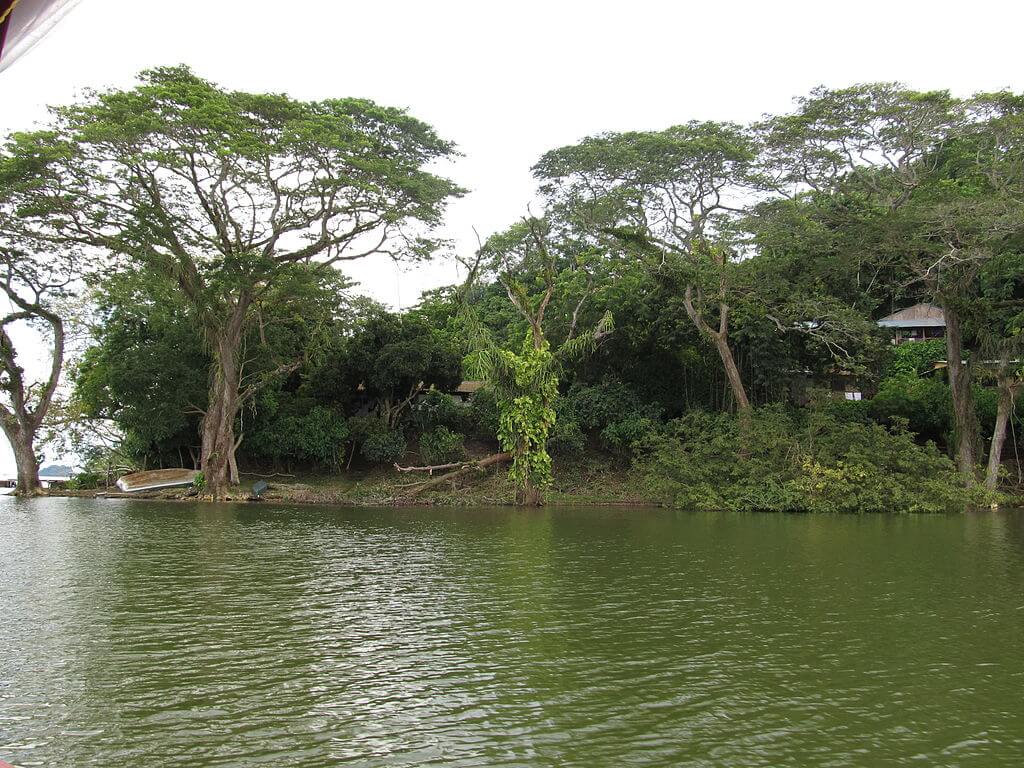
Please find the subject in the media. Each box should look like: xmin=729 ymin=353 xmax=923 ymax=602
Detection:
xmin=548 ymin=419 xmax=586 ymax=458
xmin=413 ymin=390 xmax=473 ymax=433
xmin=884 ymin=339 xmax=947 ymax=378
xmin=640 ymin=406 xmax=991 ymax=514
xmin=361 ymin=429 xmax=406 ymax=464
xmin=870 ymin=359 xmax=1002 ymax=448
xmin=345 ymin=415 xmax=407 ymax=465
xmin=250 ymin=403 xmax=349 ymax=467
xmin=66 ymin=471 xmax=103 ymax=490
xmin=818 ymin=396 xmax=873 ymax=424
xmin=419 ymin=426 xmax=466 ymax=465
xmin=974 ymin=386 xmax=1000 ymax=436
xmin=558 ymin=379 xmax=665 ymax=457
xmin=562 ymin=379 xmax=662 ymax=430
xmin=869 ymin=375 xmax=951 ymax=445
xmin=600 ymin=415 xmax=662 ymax=456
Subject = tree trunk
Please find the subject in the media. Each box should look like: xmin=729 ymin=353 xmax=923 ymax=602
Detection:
xmin=228 ymin=447 xmax=240 ymax=486
xmin=682 ymin=287 xmax=750 ymax=413
xmin=517 ymin=482 xmax=543 ymax=506
xmin=985 ymin=378 xmax=1019 ymax=492
xmin=712 ymin=332 xmax=751 ymax=412
xmin=6 ymin=424 xmax=41 ymax=497
xmin=200 ymin=303 xmax=248 ymax=500
xmin=200 ymin=372 xmax=239 ymax=500
xmin=0 ymin=306 xmax=63 ymax=500
xmin=943 ymin=303 xmax=982 ymax=483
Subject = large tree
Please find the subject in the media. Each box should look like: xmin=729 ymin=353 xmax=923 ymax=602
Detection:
xmin=0 ymin=133 xmax=86 ymax=495
xmin=757 ymin=84 xmax=994 ymax=479
xmin=21 ymin=66 xmax=462 ymax=498
xmin=534 ymin=122 xmax=758 ymax=413
xmin=75 ymin=261 xmax=349 ymax=473
xmin=0 ymin=245 xmax=74 ymax=494
xmin=762 ymin=86 xmax=1024 ymax=482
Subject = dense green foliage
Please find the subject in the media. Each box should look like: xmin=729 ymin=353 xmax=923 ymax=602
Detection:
xmin=5 ymin=70 xmax=1022 ymax=507
xmin=419 ymin=427 xmax=466 ymax=466
xmin=643 ymin=408 xmax=990 ymax=514
xmin=11 ymin=65 xmax=462 ymax=497
xmin=478 ymin=335 xmax=560 ymax=499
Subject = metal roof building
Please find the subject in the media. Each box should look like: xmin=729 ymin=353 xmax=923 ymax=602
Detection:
xmin=877 ymin=303 xmax=947 ymax=329
xmin=877 ymin=303 xmax=946 ymax=344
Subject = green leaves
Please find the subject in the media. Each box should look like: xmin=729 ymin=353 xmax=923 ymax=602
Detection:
xmin=468 ymin=332 xmax=560 ymax=496
xmin=535 ymin=121 xmax=756 ymax=255
xmin=643 ymin=406 xmax=992 ymax=513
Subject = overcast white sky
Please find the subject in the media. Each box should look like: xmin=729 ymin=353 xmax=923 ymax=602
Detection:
xmin=1 ymin=0 xmax=1022 ymax=472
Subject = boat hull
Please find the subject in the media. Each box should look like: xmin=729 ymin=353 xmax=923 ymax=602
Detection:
xmin=116 ymin=469 xmax=199 ymax=493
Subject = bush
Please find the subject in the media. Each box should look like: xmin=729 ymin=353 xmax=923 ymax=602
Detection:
xmin=419 ymin=426 xmax=466 ymax=465
xmin=974 ymin=386 xmax=1000 ymax=436
xmin=600 ymin=415 xmax=662 ymax=456
xmin=250 ymin=402 xmax=349 ymax=467
xmin=869 ymin=357 xmax=1005 ymax=448
xmin=641 ymin=406 xmax=991 ymax=514
xmin=557 ymin=379 xmax=665 ymax=457
xmin=818 ymin=396 xmax=873 ymax=424
xmin=548 ymin=419 xmax=586 ymax=458
xmin=869 ymin=375 xmax=951 ymax=445
xmin=884 ymin=339 xmax=947 ymax=378
xmin=360 ymin=429 xmax=407 ymax=464
xmin=413 ymin=390 xmax=473 ymax=433
xmin=562 ymin=379 xmax=662 ymax=431
xmin=66 ymin=471 xmax=103 ymax=490
xmin=346 ymin=416 xmax=407 ymax=465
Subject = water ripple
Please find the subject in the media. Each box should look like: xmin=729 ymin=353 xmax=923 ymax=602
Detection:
xmin=1 ymin=500 xmax=1024 ymax=766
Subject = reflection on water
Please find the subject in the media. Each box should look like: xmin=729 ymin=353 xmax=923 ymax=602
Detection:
xmin=2 ymin=499 xmax=1024 ymax=766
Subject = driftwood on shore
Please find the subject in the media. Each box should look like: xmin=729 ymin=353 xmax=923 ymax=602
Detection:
xmin=395 ymin=452 xmax=511 ymax=498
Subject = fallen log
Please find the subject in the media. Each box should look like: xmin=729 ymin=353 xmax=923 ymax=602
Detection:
xmin=398 ymin=452 xmax=511 ymax=498
xmin=393 ymin=459 xmax=468 ymax=474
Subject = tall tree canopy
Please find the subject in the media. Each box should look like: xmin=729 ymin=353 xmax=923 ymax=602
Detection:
xmin=534 ymin=121 xmax=759 ymax=412
xmin=17 ymin=65 xmax=463 ymax=497
xmin=756 ymin=85 xmax=1024 ymax=481
xmin=0 ymin=130 xmax=88 ymax=494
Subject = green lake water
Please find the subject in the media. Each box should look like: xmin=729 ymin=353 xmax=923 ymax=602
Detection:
xmin=1 ymin=498 xmax=1023 ymax=766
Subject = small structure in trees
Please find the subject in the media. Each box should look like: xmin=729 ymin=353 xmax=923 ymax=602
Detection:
xmin=877 ymin=303 xmax=947 ymax=345
xmin=450 ymin=380 xmax=484 ymax=403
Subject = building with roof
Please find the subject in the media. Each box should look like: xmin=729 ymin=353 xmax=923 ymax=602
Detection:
xmin=877 ymin=303 xmax=946 ymax=345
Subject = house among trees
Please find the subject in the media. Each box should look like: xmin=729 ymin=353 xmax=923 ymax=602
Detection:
xmin=451 ymin=381 xmax=484 ymax=403
xmin=877 ymin=303 xmax=947 ymax=345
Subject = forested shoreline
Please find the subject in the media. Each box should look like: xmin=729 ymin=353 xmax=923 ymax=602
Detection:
xmin=0 ymin=67 xmax=1021 ymax=510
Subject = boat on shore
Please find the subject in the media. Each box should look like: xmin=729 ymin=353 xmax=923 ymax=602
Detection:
xmin=116 ymin=468 xmax=199 ymax=493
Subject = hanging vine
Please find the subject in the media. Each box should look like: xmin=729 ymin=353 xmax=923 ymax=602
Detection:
xmin=458 ymin=215 xmax=612 ymax=505
xmin=470 ymin=335 xmax=559 ymax=504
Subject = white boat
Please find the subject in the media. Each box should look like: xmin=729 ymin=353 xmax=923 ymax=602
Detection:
xmin=116 ymin=468 xmax=199 ymax=493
